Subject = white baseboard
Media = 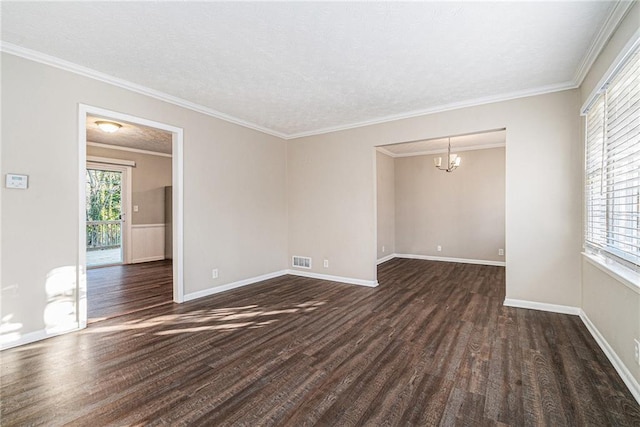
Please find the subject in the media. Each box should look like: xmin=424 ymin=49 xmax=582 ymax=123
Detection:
xmin=503 ymin=297 xmax=640 ymax=405
xmin=503 ymin=298 xmax=581 ymax=315
xmin=286 ymin=269 xmax=378 ymax=287
xmin=395 ymin=253 xmax=506 ymax=267
xmin=131 ymin=255 xmax=165 ymax=264
xmin=183 ymin=270 xmax=288 ymax=302
xmin=1 ymin=324 xmax=80 ymax=351
xmin=580 ymin=310 xmax=640 ymax=404
xmin=184 ymin=268 xmax=378 ymax=303
xmin=377 ymin=253 xmax=396 ymax=265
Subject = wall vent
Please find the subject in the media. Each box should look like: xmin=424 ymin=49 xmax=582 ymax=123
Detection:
xmin=292 ymin=256 xmax=312 ymax=269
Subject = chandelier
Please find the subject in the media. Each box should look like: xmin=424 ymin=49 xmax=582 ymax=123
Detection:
xmin=433 ymin=138 xmax=461 ymax=172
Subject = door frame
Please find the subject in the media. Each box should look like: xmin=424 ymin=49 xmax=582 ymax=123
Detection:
xmin=78 ymin=104 xmax=185 ymax=329
xmin=86 ymin=161 xmax=133 ymax=265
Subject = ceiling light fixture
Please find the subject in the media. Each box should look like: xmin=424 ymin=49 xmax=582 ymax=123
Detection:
xmin=433 ymin=138 xmax=461 ymax=172
xmin=95 ymin=121 xmax=122 ymax=133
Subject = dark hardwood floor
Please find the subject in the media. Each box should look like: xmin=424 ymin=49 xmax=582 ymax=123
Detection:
xmin=2 ymin=258 xmax=639 ymax=425
xmin=87 ymin=260 xmax=173 ymax=322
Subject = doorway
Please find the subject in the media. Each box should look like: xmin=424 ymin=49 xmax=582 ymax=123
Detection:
xmin=374 ymin=129 xmax=507 ymax=273
xmin=85 ymin=163 xmax=131 ymax=267
xmin=78 ymin=105 xmax=184 ymax=328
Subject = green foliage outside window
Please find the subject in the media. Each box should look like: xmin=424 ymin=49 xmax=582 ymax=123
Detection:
xmin=86 ymin=170 xmax=122 ymax=221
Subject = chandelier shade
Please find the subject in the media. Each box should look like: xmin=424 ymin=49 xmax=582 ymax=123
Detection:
xmin=434 ymin=138 xmax=461 ymax=172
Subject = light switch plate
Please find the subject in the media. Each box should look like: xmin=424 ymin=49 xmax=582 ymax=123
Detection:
xmin=5 ymin=174 xmax=28 ymax=189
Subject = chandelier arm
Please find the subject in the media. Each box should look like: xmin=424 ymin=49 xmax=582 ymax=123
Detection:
xmin=434 ymin=137 xmax=460 ymax=173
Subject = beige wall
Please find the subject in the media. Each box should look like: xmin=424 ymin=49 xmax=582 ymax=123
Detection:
xmin=287 ymin=138 xmax=376 ymax=279
xmin=579 ymin=2 xmax=640 ymax=387
xmin=288 ymin=89 xmax=582 ymax=305
xmin=1 ymin=13 xmax=635 ymax=401
xmin=87 ymin=145 xmax=172 ymax=225
xmin=5 ymin=7 xmax=632 ymax=362
xmin=394 ymin=147 xmax=505 ymax=262
xmin=376 ymin=151 xmax=395 ymax=260
xmin=582 ymin=260 xmax=640 ymax=383
xmin=1 ymin=53 xmax=288 ymax=339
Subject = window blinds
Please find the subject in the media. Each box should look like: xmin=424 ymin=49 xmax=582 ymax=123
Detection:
xmin=585 ymin=46 xmax=640 ymax=270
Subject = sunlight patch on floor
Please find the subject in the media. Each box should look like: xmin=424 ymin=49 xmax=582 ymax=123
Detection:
xmin=85 ymin=301 xmax=328 ymax=335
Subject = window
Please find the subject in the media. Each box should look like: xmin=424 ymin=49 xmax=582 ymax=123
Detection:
xmin=584 ymin=45 xmax=639 ymax=272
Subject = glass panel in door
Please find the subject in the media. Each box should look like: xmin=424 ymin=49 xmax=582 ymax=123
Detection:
xmin=86 ymin=168 xmax=123 ymax=266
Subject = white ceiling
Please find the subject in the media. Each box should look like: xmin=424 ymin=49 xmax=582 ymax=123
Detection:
xmin=1 ymin=1 xmax=626 ymax=138
xmin=87 ymin=115 xmax=172 ymax=154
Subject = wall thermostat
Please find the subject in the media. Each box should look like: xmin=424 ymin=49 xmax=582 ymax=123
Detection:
xmin=5 ymin=174 xmax=29 ymax=189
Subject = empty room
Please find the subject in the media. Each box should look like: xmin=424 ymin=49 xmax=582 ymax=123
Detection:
xmin=1 ymin=1 xmax=639 ymax=425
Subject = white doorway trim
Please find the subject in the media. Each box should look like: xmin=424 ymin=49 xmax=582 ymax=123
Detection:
xmin=86 ymin=161 xmax=133 ymax=265
xmin=78 ymin=104 xmax=185 ymax=329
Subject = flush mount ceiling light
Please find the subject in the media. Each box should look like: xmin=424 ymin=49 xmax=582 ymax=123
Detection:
xmin=433 ymin=138 xmax=461 ymax=173
xmin=95 ymin=121 xmax=122 ymax=133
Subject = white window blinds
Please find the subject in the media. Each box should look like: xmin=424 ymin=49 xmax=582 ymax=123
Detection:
xmin=584 ymin=46 xmax=640 ymax=270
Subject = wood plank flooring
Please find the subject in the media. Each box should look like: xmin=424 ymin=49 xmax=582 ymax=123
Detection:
xmin=2 ymin=258 xmax=639 ymax=425
xmin=87 ymin=260 xmax=173 ymax=322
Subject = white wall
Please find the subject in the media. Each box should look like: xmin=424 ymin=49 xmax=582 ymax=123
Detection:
xmin=288 ymin=89 xmax=582 ymax=306
xmin=1 ymin=53 xmax=288 ymax=344
xmin=394 ymin=147 xmax=505 ymax=262
xmin=376 ymin=151 xmax=395 ymax=260
xmin=578 ymin=2 xmax=640 ymax=389
xmin=131 ymin=224 xmax=166 ymax=263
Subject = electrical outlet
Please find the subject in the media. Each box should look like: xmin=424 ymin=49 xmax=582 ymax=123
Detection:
xmin=382 ymin=246 xmax=385 ymax=253
xmin=499 ymin=249 xmax=504 ymax=256
xmin=323 ymin=259 xmax=329 ymax=268
xmin=212 ymin=269 xmax=218 ymax=279
xmin=634 ymin=339 xmax=640 ymax=366
xmin=437 ymin=245 xmax=442 ymax=252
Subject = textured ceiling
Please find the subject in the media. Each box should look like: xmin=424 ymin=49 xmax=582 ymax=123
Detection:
xmin=1 ymin=2 xmax=620 ymax=138
xmin=87 ymin=115 xmax=172 ymax=154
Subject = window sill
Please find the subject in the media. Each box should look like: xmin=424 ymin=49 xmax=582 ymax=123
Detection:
xmin=582 ymin=252 xmax=640 ymax=295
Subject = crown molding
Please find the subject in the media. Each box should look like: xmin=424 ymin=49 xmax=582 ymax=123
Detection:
xmin=392 ymin=142 xmax=506 ymax=158
xmin=0 ymin=42 xmax=289 ymax=140
xmin=573 ymin=0 xmax=637 ymax=86
xmin=376 ymin=142 xmax=505 ymax=158
xmin=0 ymin=37 xmax=604 ymax=140
xmin=87 ymin=155 xmax=136 ymax=167
xmin=375 ymin=147 xmax=396 ymax=157
xmin=286 ymin=81 xmax=576 ymax=139
xmin=87 ymin=141 xmax=172 ymax=158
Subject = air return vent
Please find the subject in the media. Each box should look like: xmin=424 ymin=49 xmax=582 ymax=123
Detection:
xmin=292 ymin=256 xmax=312 ymax=269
